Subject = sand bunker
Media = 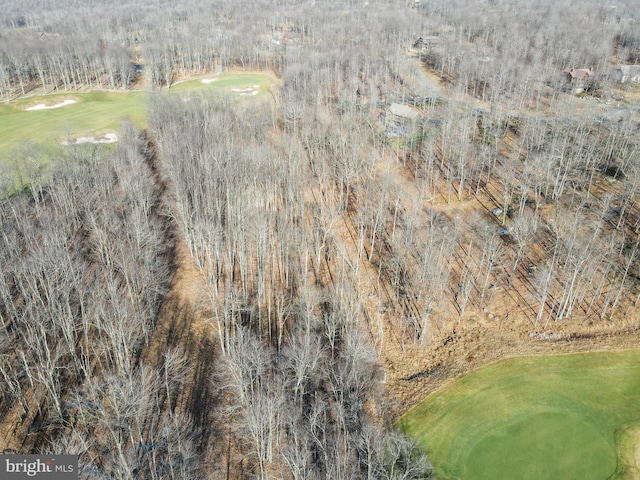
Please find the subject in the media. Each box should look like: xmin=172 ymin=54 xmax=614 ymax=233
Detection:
xmin=26 ymin=99 xmax=76 ymax=111
xmin=234 ymin=85 xmax=260 ymax=96
xmin=61 ymin=133 xmax=118 ymax=145
xmin=201 ymin=78 xmax=218 ymax=84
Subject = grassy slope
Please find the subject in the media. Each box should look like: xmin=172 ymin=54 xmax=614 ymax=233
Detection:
xmin=399 ymin=350 xmax=640 ymax=480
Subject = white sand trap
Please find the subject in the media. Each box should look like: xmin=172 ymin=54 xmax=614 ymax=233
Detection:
xmin=232 ymin=87 xmax=256 ymax=93
xmin=26 ymin=99 xmax=76 ymax=111
xmin=61 ymin=133 xmax=118 ymax=145
xmin=201 ymin=78 xmax=218 ymax=84
xmin=239 ymin=91 xmax=259 ymax=96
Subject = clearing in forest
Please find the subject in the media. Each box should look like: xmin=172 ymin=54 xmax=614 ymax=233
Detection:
xmin=0 ymin=72 xmax=274 ymax=161
xmin=398 ymin=350 xmax=640 ymax=480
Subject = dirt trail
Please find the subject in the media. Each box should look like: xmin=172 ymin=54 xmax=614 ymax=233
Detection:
xmin=0 ymin=131 xmax=216 ymax=454
xmin=137 ymin=132 xmax=224 ymax=454
xmin=139 ymin=236 xmax=209 ymax=365
xmin=138 ymin=131 xmax=208 ymax=356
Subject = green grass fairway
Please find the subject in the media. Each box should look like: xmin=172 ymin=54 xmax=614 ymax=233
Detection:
xmin=169 ymin=72 xmax=274 ymax=94
xmin=0 ymin=91 xmax=147 ymax=157
xmin=398 ymin=350 xmax=640 ymax=480
xmin=0 ymin=72 xmax=274 ymax=163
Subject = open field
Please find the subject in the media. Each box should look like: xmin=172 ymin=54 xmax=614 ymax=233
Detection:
xmin=0 ymin=72 xmax=274 ymax=162
xmin=399 ymin=350 xmax=640 ymax=480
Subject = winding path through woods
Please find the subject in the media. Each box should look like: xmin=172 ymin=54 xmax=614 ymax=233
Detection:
xmin=406 ymin=57 xmax=640 ymax=124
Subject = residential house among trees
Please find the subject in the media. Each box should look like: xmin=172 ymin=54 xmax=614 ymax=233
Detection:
xmin=563 ymin=67 xmax=594 ymax=84
xmin=413 ymin=35 xmax=440 ymax=52
xmin=562 ymin=67 xmax=595 ymax=93
xmin=614 ymin=65 xmax=640 ymax=83
xmin=386 ymin=102 xmax=421 ymax=136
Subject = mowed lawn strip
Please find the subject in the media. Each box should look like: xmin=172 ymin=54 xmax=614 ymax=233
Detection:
xmin=398 ymin=350 xmax=640 ymax=480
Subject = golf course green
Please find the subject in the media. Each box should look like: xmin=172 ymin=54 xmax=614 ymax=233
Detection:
xmin=0 ymin=71 xmax=274 ymax=160
xmin=399 ymin=350 xmax=640 ymax=480
xmin=169 ymin=72 xmax=274 ymax=93
xmin=0 ymin=91 xmax=147 ymax=155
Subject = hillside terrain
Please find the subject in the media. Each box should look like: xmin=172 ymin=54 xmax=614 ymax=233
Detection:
xmin=0 ymin=0 xmax=639 ymax=478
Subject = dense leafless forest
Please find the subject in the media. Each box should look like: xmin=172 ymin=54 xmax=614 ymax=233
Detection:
xmin=1 ymin=0 xmax=640 ymax=478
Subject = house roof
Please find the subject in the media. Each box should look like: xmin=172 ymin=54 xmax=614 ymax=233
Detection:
xmin=563 ymin=67 xmax=594 ymax=79
xmin=38 ymin=31 xmax=61 ymax=41
xmin=416 ymin=35 xmax=440 ymax=43
xmin=389 ymin=103 xmax=419 ymax=120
